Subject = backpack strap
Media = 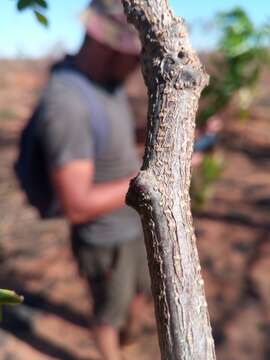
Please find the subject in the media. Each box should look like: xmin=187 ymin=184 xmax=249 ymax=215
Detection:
xmin=54 ymin=69 xmax=108 ymax=158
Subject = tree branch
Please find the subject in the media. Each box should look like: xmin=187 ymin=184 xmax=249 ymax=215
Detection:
xmin=122 ymin=1 xmax=216 ymax=359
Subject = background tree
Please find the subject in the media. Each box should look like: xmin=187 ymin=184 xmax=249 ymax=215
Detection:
xmin=192 ymin=7 xmax=270 ymax=208
xmin=199 ymin=7 xmax=270 ymax=126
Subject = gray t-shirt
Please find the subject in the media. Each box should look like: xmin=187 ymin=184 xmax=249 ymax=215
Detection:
xmin=38 ymin=68 xmax=143 ymax=246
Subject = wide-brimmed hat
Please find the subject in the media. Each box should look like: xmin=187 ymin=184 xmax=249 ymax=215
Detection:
xmin=80 ymin=0 xmax=141 ymax=55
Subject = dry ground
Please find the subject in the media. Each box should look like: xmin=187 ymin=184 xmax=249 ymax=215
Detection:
xmin=0 ymin=60 xmax=270 ymax=359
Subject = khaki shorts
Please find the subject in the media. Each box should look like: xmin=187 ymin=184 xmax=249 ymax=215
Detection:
xmin=71 ymin=235 xmax=151 ymax=329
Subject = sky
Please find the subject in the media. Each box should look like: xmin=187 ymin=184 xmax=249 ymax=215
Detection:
xmin=0 ymin=0 xmax=269 ymax=58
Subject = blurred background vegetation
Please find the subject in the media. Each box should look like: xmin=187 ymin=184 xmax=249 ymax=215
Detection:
xmin=193 ymin=7 xmax=270 ymax=208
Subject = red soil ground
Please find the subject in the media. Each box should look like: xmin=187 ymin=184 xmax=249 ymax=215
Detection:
xmin=0 ymin=60 xmax=270 ymax=359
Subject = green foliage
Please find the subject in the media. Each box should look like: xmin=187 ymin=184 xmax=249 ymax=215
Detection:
xmin=193 ymin=7 xmax=270 ymax=207
xmin=34 ymin=9 xmax=48 ymax=26
xmin=198 ymin=7 xmax=270 ymax=126
xmin=0 ymin=289 xmax=23 ymax=305
xmin=17 ymin=0 xmax=33 ymax=10
xmin=15 ymin=0 xmax=48 ymax=26
xmin=191 ymin=153 xmax=224 ymax=210
xmin=0 ymin=289 xmax=23 ymax=320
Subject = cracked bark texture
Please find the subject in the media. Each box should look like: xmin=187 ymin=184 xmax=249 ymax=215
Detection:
xmin=122 ymin=1 xmax=216 ymax=359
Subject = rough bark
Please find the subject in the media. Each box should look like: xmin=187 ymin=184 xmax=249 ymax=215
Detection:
xmin=122 ymin=1 xmax=216 ymax=359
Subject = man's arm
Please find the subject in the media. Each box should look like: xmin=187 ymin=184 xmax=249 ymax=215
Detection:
xmin=40 ymin=82 xmax=133 ymax=223
xmin=51 ymin=159 xmax=133 ymax=224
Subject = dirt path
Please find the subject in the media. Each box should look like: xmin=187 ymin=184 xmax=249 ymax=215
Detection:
xmin=0 ymin=60 xmax=270 ymax=360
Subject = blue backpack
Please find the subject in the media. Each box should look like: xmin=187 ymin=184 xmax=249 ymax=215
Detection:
xmin=14 ymin=69 xmax=108 ymax=218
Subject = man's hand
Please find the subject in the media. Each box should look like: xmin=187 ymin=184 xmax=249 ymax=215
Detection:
xmin=51 ymin=160 xmax=135 ymax=224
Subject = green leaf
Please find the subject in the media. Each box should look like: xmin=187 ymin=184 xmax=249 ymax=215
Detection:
xmin=0 ymin=289 xmax=24 ymax=305
xmin=34 ymin=10 xmax=48 ymax=26
xmin=17 ymin=0 xmax=34 ymax=11
xmin=34 ymin=0 xmax=48 ymax=9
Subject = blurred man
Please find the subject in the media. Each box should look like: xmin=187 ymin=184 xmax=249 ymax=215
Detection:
xmin=32 ymin=1 xmax=150 ymax=359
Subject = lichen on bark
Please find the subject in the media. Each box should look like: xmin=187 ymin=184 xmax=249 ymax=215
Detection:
xmin=122 ymin=1 xmax=216 ymax=359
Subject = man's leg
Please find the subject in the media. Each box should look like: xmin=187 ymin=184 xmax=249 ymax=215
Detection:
xmin=70 ymin=237 xmax=124 ymax=360
xmin=87 ymin=244 xmax=135 ymax=359
xmin=120 ymin=238 xmax=153 ymax=345
xmin=120 ymin=293 xmax=148 ymax=345
xmin=71 ymin=236 xmax=142 ymax=358
xmin=93 ymin=324 xmax=121 ymax=360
